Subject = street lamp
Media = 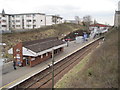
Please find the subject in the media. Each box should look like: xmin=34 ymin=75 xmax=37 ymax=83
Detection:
xmin=52 ymin=48 xmax=54 ymax=89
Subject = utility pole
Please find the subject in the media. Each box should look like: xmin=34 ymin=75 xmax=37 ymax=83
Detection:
xmin=52 ymin=48 xmax=54 ymax=89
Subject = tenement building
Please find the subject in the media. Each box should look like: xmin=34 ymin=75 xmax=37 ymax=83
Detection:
xmin=0 ymin=9 xmax=63 ymax=31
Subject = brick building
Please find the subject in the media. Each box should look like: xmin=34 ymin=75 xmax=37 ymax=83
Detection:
xmin=8 ymin=37 xmax=67 ymax=67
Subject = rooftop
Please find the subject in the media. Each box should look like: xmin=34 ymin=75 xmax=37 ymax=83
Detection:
xmin=23 ymin=37 xmax=65 ymax=53
xmin=0 ymin=13 xmax=45 ymax=16
xmin=90 ymin=23 xmax=111 ymax=27
xmin=46 ymin=15 xmax=63 ymax=19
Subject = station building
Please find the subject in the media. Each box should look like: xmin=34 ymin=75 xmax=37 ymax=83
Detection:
xmin=8 ymin=37 xmax=67 ymax=67
xmin=89 ymin=23 xmax=111 ymax=34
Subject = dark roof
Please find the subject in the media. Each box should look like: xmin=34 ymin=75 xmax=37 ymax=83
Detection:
xmin=23 ymin=37 xmax=65 ymax=53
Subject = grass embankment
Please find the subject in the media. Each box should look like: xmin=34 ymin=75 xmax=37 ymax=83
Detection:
xmin=55 ymin=53 xmax=93 ymax=88
xmin=2 ymin=23 xmax=85 ymax=58
xmin=55 ymin=28 xmax=118 ymax=88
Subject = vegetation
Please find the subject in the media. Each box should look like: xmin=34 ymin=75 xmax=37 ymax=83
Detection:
xmin=2 ymin=23 xmax=86 ymax=58
xmin=55 ymin=28 xmax=118 ymax=88
xmin=55 ymin=53 xmax=92 ymax=88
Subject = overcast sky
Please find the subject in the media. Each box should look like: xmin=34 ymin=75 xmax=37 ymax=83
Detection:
xmin=0 ymin=0 xmax=119 ymax=25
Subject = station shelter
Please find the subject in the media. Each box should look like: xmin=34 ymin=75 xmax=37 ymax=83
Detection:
xmin=8 ymin=37 xmax=67 ymax=67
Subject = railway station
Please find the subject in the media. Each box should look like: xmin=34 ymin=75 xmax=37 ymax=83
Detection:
xmin=1 ymin=37 xmax=103 ymax=89
xmin=8 ymin=37 xmax=67 ymax=67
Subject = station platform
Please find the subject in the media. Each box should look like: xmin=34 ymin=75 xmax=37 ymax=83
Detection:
xmin=0 ymin=38 xmax=99 ymax=89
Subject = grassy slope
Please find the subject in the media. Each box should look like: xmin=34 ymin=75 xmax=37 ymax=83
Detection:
xmin=55 ymin=28 xmax=118 ymax=88
xmin=2 ymin=23 xmax=85 ymax=58
xmin=55 ymin=53 xmax=92 ymax=88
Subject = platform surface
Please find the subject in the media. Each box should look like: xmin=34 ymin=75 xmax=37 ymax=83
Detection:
xmin=1 ymin=38 xmax=98 ymax=89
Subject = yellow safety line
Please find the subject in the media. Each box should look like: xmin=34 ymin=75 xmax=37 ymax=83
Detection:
xmin=0 ymin=66 xmax=43 ymax=89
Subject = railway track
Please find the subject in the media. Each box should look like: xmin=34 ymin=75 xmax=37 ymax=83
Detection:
xmin=9 ymin=38 xmax=103 ymax=90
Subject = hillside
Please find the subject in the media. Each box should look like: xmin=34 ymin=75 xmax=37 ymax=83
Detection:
xmin=55 ymin=28 xmax=118 ymax=88
xmin=2 ymin=23 xmax=85 ymax=58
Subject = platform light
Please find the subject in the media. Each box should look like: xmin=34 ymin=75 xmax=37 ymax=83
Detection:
xmin=52 ymin=48 xmax=54 ymax=89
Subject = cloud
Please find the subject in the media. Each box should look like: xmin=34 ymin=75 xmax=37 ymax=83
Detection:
xmin=0 ymin=0 xmax=119 ymax=25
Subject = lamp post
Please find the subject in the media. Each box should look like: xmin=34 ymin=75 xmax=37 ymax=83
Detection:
xmin=52 ymin=48 xmax=54 ymax=89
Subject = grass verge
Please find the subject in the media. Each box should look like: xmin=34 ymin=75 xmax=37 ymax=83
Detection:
xmin=55 ymin=52 xmax=93 ymax=88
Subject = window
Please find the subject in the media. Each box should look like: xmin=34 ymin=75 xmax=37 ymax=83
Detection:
xmin=52 ymin=16 xmax=58 ymax=23
xmin=16 ymin=54 xmax=20 ymax=57
xmin=27 ymin=25 xmax=31 ymax=27
xmin=2 ymin=20 xmax=6 ymax=22
xmin=12 ymin=20 xmax=15 ymax=23
xmin=16 ymin=25 xmax=20 ymax=27
xmin=2 ymin=15 xmax=5 ymax=17
xmin=11 ymin=16 xmax=15 ymax=18
xmin=31 ymin=58 xmax=35 ymax=61
xmin=16 ymin=49 xmax=20 ymax=52
xmin=16 ymin=20 xmax=20 ymax=22
xmin=33 ymin=25 xmax=36 ymax=28
xmin=12 ymin=25 xmax=15 ymax=28
xmin=33 ymin=20 xmax=36 ymax=22
xmin=27 ymin=20 xmax=31 ymax=22
xmin=2 ymin=25 xmax=6 ymax=27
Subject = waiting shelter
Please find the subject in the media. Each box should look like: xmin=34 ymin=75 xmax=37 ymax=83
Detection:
xmin=8 ymin=37 xmax=67 ymax=67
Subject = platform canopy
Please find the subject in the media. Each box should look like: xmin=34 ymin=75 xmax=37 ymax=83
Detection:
xmin=8 ymin=37 xmax=67 ymax=57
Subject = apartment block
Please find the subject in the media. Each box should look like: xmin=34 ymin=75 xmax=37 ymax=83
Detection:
xmin=0 ymin=10 xmax=63 ymax=31
xmin=0 ymin=10 xmax=11 ymax=30
xmin=46 ymin=15 xmax=63 ymax=26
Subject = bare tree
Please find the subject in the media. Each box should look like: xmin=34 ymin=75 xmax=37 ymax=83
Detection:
xmin=75 ymin=16 xmax=81 ymax=24
xmin=83 ymin=15 xmax=92 ymax=30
